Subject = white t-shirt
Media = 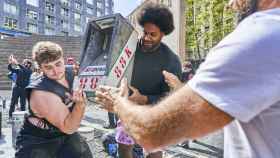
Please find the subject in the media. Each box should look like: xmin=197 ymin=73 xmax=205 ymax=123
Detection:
xmin=188 ymin=8 xmax=280 ymax=158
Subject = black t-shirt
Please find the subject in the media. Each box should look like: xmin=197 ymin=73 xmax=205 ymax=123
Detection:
xmin=131 ymin=42 xmax=182 ymax=104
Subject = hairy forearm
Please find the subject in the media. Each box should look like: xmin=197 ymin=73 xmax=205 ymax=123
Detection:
xmin=115 ymin=85 xmax=233 ymax=151
xmin=62 ymin=104 xmax=85 ymax=134
xmin=115 ymin=92 xmax=193 ymax=151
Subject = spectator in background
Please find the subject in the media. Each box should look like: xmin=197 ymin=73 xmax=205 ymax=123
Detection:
xmin=66 ymin=57 xmax=75 ymax=65
xmin=30 ymin=62 xmax=42 ymax=82
xmin=65 ymin=57 xmax=80 ymax=76
xmin=7 ymin=55 xmax=32 ymax=120
xmin=182 ymin=62 xmax=194 ymax=82
xmin=7 ymin=70 xmax=18 ymax=110
xmin=7 ymin=71 xmax=17 ymax=83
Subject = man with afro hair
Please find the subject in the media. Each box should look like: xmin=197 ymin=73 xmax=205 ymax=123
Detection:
xmin=114 ymin=4 xmax=182 ymax=158
xmin=97 ymin=0 xmax=280 ymax=158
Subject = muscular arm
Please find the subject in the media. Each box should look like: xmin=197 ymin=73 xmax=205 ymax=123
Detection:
xmin=114 ymin=85 xmax=233 ymax=151
xmin=30 ymin=90 xmax=85 ymax=134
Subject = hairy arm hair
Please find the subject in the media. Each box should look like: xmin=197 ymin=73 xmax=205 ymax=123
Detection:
xmin=114 ymin=84 xmax=234 ymax=151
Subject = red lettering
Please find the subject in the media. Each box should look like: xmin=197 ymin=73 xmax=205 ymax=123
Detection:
xmin=80 ymin=78 xmax=87 ymax=89
xmin=119 ymin=57 xmax=126 ymax=68
xmin=91 ymin=78 xmax=99 ymax=90
xmin=114 ymin=66 xmax=122 ymax=78
xmin=125 ymin=47 xmax=132 ymax=58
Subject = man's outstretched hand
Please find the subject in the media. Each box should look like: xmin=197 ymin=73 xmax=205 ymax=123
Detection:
xmin=95 ymin=78 xmax=129 ymax=112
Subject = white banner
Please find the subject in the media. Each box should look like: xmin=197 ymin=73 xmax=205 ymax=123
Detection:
xmin=106 ymin=31 xmax=138 ymax=87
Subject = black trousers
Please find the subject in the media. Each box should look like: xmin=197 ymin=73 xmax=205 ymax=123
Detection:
xmin=9 ymin=86 xmax=26 ymax=118
xmin=15 ymin=133 xmax=93 ymax=158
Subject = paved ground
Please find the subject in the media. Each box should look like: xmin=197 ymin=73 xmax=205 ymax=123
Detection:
xmin=0 ymin=90 xmax=224 ymax=158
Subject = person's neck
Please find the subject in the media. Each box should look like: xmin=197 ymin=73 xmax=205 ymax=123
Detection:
xmin=57 ymin=76 xmax=69 ymax=88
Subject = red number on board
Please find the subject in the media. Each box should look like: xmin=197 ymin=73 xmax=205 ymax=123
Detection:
xmin=90 ymin=77 xmax=99 ymax=89
xmin=119 ymin=57 xmax=126 ymax=68
xmin=114 ymin=66 xmax=122 ymax=78
xmin=125 ymin=47 xmax=132 ymax=58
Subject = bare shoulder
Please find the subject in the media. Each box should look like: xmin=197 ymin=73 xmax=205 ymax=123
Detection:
xmin=30 ymin=90 xmax=64 ymax=115
xmin=30 ymin=90 xmax=61 ymax=105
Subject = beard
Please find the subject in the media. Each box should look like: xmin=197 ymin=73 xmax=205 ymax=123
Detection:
xmin=139 ymin=38 xmax=161 ymax=53
xmin=237 ymin=0 xmax=258 ymax=23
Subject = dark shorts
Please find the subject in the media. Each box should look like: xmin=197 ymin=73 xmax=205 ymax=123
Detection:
xmin=15 ymin=133 xmax=93 ymax=158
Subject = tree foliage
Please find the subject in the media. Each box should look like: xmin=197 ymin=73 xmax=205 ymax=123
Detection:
xmin=185 ymin=0 xmax=236 ymax=60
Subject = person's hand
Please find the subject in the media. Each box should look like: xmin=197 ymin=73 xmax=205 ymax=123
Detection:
xmin=95 ymin=85 xmax=119 ymax=112
xmin=95 ymin=78 xmax=130 ymax=112
xmin=8 ymin=55 xmax=12 ymax=64
xmin=72 ymin=88 xmax=86 ymax=109
xmin=128 ymin=86 xmax=148 ymax=105
xmin=163 ymin=70 xmax=184 ymax=91
xmin=119 ymin=78 xmax=129 ymax=98
xmin=8 ymin=55 xmax=18 ymax=65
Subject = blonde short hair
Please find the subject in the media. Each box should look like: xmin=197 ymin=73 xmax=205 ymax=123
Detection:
xmin=32 ymin=41 xmax=63 ymax=66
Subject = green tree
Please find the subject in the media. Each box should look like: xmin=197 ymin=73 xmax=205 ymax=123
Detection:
xmin=185 ymin=0 xmax=236 ymax=60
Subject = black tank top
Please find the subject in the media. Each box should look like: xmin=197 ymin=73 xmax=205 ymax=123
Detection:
xmin=21 ymin=68 xmax=75 ymax=138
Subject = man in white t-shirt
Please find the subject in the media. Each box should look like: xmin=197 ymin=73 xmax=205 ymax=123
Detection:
xmin=95 ymin=0 xmax=280 ymax=157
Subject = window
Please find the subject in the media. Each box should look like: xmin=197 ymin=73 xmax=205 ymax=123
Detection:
xmin=86 ymin=17 xmax=90 ymax=23
xmin=61 ymin=8 xmax=69 ymax=17
xmin=27 ymin=23 xmax=38 ymax=33
xmin=45 ymin=28 xmax=55 ymax=35
xmin=86 ymin=0 xmax=93 ymax=5
xmin=75 ymin=2 xmax=81 ymax=10
xmin=74 ymin=13 xmax=81 ymax=22
xmin=105 ymin=0 xmax=110 ymax=7
xmin=97 ymin=11 xmax=102 ymax=17
xmin=26 ymin=0 xmax=39 ymax=7
xmin=4 ymin=17 xmax=17 ymax=29
xmin=74 ymin=24 xmax=81 ymax=32
xmin=45 ymin=15 xmax=55 ymax=25
xmin=4 ymin=3 xmax=17 ymax=15
xmin=61 ymin=20 xmax=69 ymax=29
xmin=87 ymin=7 xmax=94 ymax=14
xmin=60 ymin=0 xmax=69 ymax=7
xmin=46 ymin=1 xmax=55 ymax=12
xmin=27 ymin=9 xmax=38 ymax=20
xmin=97 ymin=2 xmax=102 ymax=9
xmin=105 ymin=8 xmax=110 ymax=15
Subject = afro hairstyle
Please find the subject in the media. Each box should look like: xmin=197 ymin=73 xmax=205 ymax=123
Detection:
xmin=138 ymin=4 xmax=174 ymax=35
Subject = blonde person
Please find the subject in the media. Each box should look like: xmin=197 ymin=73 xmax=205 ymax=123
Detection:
xmin=15 ymin=42 xmax=92 ymax=158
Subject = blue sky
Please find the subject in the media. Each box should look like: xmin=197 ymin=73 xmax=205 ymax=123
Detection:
xmin=113 ymin=0 xmax=142 ymax=16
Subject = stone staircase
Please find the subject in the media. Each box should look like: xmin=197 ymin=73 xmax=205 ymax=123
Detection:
xmin=0 ymin=35 xmax=82 ymax=90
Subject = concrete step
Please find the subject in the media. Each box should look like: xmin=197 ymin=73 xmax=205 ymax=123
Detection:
xmin=0 ymin=81 xmax=11 ymax=91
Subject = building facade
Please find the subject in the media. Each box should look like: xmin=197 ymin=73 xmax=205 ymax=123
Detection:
xmin=128 ymin=0 xmax=186 ymax=61
xmin=0 ymin=0 xmax=114 ymax=36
